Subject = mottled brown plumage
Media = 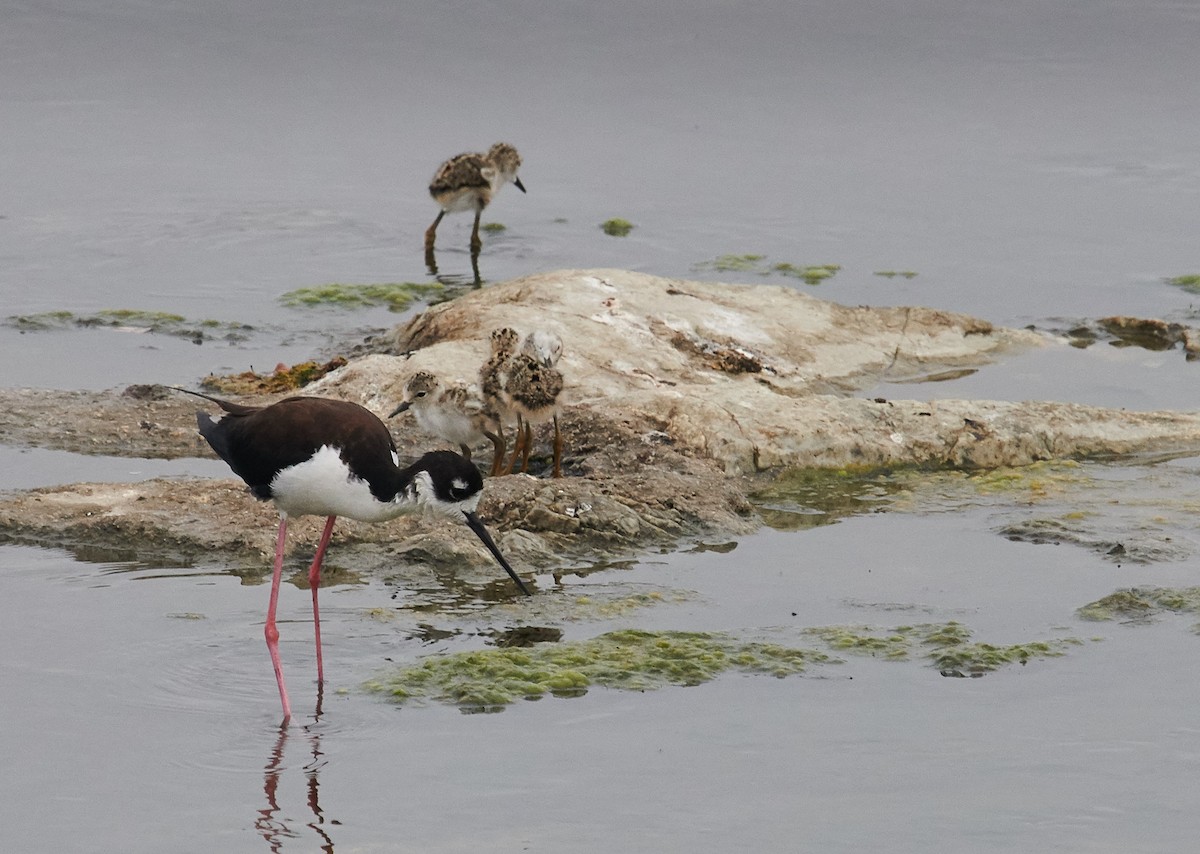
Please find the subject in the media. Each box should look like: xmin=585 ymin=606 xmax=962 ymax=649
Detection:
xmin=503 ymin=330 xmax=565 ymax=478
xmin=479 ymin=327 xmax=520 ymax=413
xmin=424 ymin=142 xmax=526 ymax=254
xmin=389 ymin=370 xmax=505 ymax=475
xmin=476 ymin=328 xmax=521 ymax=474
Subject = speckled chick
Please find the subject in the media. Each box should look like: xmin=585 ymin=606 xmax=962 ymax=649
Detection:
xmin=388 ymin=371 xmax=504 ymax=474
xmin=479 ymin=327 xmax=519 ymax=416
xmin=504 ymin=330 xmax=565 ymax=478
xmin=424 ymin=143 xmax=526 ymax=253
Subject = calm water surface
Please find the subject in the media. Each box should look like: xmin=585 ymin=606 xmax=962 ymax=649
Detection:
xmin=3 ymin=1 xmax=1200 ymax=851
xmin=2 ymin=0 xmax=1199 ymax=393
xmin=5 ymin=511 xmax=1200 ymax=853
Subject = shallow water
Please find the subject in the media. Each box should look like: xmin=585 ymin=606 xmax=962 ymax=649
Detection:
xmin=3 ymin=0 xmax=1200 ymax=391
xmin=0 ymin=446 xmax=229 ymax=490
xmin=3 ymin=1 xmax=1200 ymax=851
xmin=5 ymin=500 xmax=1200 ymax=853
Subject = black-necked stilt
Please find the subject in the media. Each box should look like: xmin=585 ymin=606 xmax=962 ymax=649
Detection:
xmin=177 ymin=388 xmax=530 ymax=722
xmin=424 ymin=142 xmax=525 ymax=254
xmin=388 ymin=371 xmax=505 ymax=476
xmin=504 ymin=330 xmax=565 ymax=478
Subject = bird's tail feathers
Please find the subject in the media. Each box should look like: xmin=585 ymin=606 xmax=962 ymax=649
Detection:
xmin=168 ymin=386 xmax=261 ymax=416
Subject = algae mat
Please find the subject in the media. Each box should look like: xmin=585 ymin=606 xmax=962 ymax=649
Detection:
xmin=366 ymin=622 xmax=1081 ymax=711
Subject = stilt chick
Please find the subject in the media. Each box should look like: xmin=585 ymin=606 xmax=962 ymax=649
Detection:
xmin=425 ymin=143 xmax=526 ymax=254
xmin=389 ymin=371 xmax=505 ymax=476
xmin=504 ymin=330 xmax=565 ymax=478
xmin=478 ymin=327 xmax=521 ymax=471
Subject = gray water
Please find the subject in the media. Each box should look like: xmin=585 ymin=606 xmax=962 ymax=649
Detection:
xmin=3 ymin=0 xmax=1200 ymax=394
xmin=3 ymin=1 xmax=1200 ymax=851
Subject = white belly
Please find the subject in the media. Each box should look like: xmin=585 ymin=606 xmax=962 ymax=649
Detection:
xmin=440 ymin=188 xmax=484 ymax=213
xmin=269 ymin=445 xmax=409 ymax=523
xmin=415 ymin=406 xmax=484 ymax=448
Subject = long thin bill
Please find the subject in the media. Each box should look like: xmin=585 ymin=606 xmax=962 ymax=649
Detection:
xmin=463 ymin=511 xmax=531 ymax=596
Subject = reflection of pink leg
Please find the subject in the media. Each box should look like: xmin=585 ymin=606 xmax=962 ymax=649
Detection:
xmin=267 ymin=516 xmax=292 ymax=723
xmin=309 ymin=516 xmax=337 ymax=686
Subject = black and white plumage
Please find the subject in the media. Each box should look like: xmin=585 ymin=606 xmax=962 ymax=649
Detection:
xmin=424 ymin=142 xmax=525 ymax=254
xmin=180 ymin=389 xmax=529 ymax=722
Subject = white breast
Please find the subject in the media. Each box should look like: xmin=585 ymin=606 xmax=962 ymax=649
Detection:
xmin=439 ymin=186 xmax=488 ymax=213
xmin=269 ymin=445 xmax=412 ymax=523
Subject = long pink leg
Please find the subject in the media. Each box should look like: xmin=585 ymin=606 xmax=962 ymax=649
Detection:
xmin=308 ymin=515 xmax=337 ymax=686
xmin=267 ymin=516 xmax=292 ymax=723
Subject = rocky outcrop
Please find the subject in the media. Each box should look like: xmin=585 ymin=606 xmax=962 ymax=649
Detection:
xmin=3 ymin=269 xmax=1199 ymax=572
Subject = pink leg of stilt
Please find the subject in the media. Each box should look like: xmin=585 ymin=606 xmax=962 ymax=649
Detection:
xmin=266 ymin=516 xmax=292 ymax=723
xmin=308 ymin=515 xmax=337 ymax=686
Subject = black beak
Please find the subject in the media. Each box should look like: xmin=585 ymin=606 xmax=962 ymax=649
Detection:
xmin=513 ymin=176 xmax=527 ymax=194
xmin=463 ymin=510 xmax=531 ymax=596
xmin=388 ymin=401 xmax=411 ymax=419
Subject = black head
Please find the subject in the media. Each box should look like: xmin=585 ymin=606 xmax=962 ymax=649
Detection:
xmin=405 ymin=451 xmax=530 ymax=596
xmin=409 ymin=450 xmax=485 ymax=507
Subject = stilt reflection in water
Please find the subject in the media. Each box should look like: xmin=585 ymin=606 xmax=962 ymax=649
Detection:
xmin=257 ymin=690 xmax=338 ymax=853
xmin=424 ymin=242 xmax=483 ymax=287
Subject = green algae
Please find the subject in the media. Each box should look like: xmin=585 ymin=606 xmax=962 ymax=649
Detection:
xmin=755 ymin=461 xmax=1089 ymax=522
xmin=804 ymin=621 xmax=1080 ymax=673
xmin=803 ymin=625 xmax=912 ymax=660
xmin=600 ymin=218 xmax=635 ymax=237
xmin=698 ymin=253 xmax=767 ymax=273
xmin=480 ymin=222 xmax=507 ymax=233
xmin=1165 ymin=274 xmax=1200 ymax=294
xmin=279 ymin=282 xmax=443 ymax=312
xmin=365 ymin=629 xmax=833 ymax=711
xmin=930 ymin=638 xmax=1080 ymax=673
xmin=772 ymin=262 xmax=841 ymax=285
xmin=94 ymin=308 xmax=186 ymax=324
xmin=571 ymin=590 xmax=676 ymax=618
xmin=961 ymin=461 xmax=1088 ymax=496
xmin=753 ymin=459 xmax=1200 ymax=566
xmin=4 ymin=309 xmax=253 ymax=341
xmin=692 ymin=255 xmax=841 ymax=284
xmin=750 ymin=466 xmax=905 ymax=530
xmin=874 ymin=270 xmax=919 ymax=279
xmin=1078 ymin=587 xmax=1200 ymax=622
xmin=6 ymin=310 xmax=75 ymax=331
